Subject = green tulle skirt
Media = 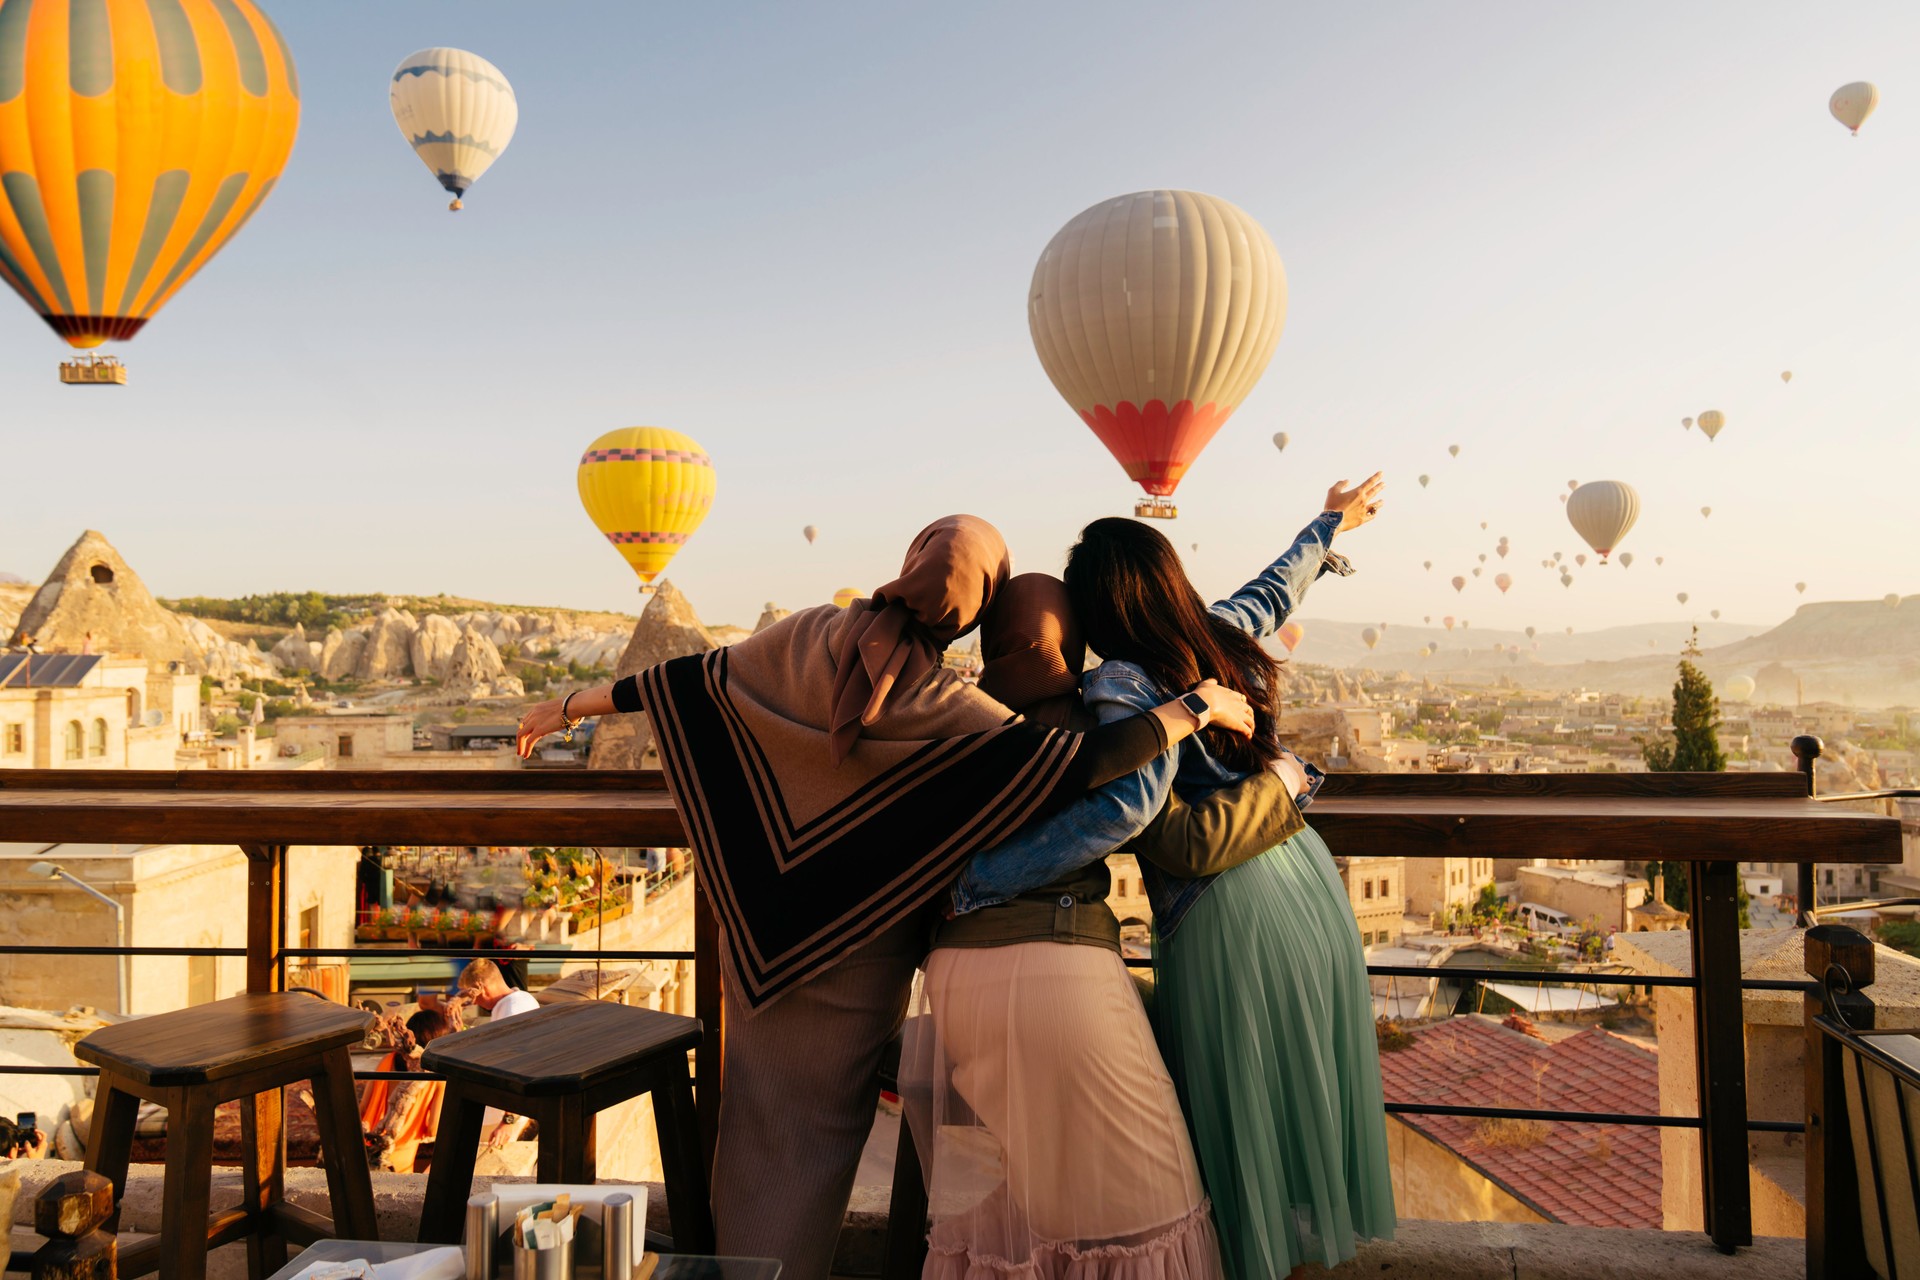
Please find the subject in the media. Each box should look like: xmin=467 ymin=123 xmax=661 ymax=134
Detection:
xmin=1154 ymin=824 xmax=1397 ymax=1279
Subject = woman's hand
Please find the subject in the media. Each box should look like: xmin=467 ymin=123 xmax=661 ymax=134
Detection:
xmin=1271 ymin=750 xmax=1311 ymax=797
xmin=516 ymin=698 xmax=568 ymax=759
xmin=1193 ymin=678 xmax=1256 ymax=738
xmin=1324 ymin=473 xmax=1386 ymax=532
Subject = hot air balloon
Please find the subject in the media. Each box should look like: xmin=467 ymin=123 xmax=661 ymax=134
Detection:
xmin=1540 ymin=559 xmax=1551 ymax=569
xmin=1496 ymin=544 xmax=1509 ymax=558
xmin=1029 ymin=190 xmax=1285 ymax=517
xmin=1495 ymin=573 xmax=1512 ymax=594
xmin=1423 ymin=616 xmax=1431 ymax=624
xmin=1781 ymin=371 xmax=1792 ymax=384
xmin=1701 ymin=507 xmax=1712 ymax=519
xmin=1442 ymin=616 xmax=1455 ymax=631
xmin=1492 ymin=643 xmax=1503 ymax=653
xmin=1478 ymin=554 xmax=1488 ymax=563
xmin=1711 ymin=609 xmax=1721 ymax=620
xmin=1886 ymin=594 xmax=1902 ymax=609
xmin=1379 ymin=622 xmax=1389 ymax=634
xmin=1272 ymin=432 xmax=1289 ymax=452
xmin=1451 ymin=575 xmax=1466 ymax=593
xmin=803 ymin=525 xmax=819 ymax=545
xmin=1448 ymin=445 xmax=1460 ymax=458
xmin=391 ymin=48 xmax=519 ymax=210
xmin=1525 ymin=626 xmax=1536 ymax=639
xmin=1558 ymin=494 xmax=1567 ymax=504
xmin=1656 ymin=556 xmax=1665 ymax=566
xmin=1565 ymin=481 xmax=1639 ymax=564
xmin=1277 ymin=620 xmax=1305 ymax=652
xmin=1619 ymin=552 xmax=1634 ymax=569
xmin=1461 ymin=620 xmax=1470 ymax=630
xmin=1361 ymin=627 xmax=1379 ymax=650
xmin=1553 ymin=552 xmax=1563 ymax=563
xmin=577 ymin=427 xmax=716 ymax=588
xmin=1676 ymin=592 xmax=1689 ymax=605
xmin=1725 ymin=675 xmax=1756 ymax=701
xmin=1830 ymin=82 xmax=1880 ymax=135
xmin=1418 ymin=475 xmax=1430 ymax=488
xmin=1565 ymin=626 xmax=1574 ymax=636
xmin=1795 ymin=582 xmax=1807 ymax=594
xmin=0 ymin=0 xmax=301 ymax=377
xmin=1424 ymin=560 xmax=1433 ymax=571
xmin=1697 ymin=411 xmax=1725 ymax=442
xmin=1191 ymin=542 xmax=1199 ymax=553
xmin=832 ymin=587 xmax=862 ymax=609
xmin=1560 ymin=572 xmax=1573 ymax=587
xmin=1682 ymin=417 xmax=1693 ymax=430
xmin=1419 ymin=645 xmax=1431 ymax=658
xmin=1575 ymin=554 xmax=1588 ymax=568
xmin=1480 ymin=522 xmax=1488 ymax=531
xmin=1472 ymin=568 xmax=1482 ymax=578
xmin=1567 ymin=480 xmax=1579 ymax=492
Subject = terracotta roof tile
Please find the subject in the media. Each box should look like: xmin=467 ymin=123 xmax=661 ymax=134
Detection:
xmin=1378 ymin=1016 xmax=1664 ymax=1229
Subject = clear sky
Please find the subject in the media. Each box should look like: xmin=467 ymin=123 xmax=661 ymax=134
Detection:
xmin=2 ymin=2 xmax=1915 ymax=635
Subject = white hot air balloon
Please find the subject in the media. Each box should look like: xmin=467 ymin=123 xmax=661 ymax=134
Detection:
xmin=1272 ymin=432 xmax=1289 ymax=452
xmin=1619 ymin=552 xmax=1634 ymax=569
xmin=1795 ymin=582 xmax=1807 ymax=594
xmin=1451 ymin=575 xmax=1466 ymax=593
xmin=1448 ymin=444 xmax=1461 ymax=458
xmin=1418 ymin=474 xmax=1430 ymax=488
xmin=390 ymin=48 xmax=520 ymax=211
xmin=803 ymin=524 xmax=820 ymax=545
xmin=1781 ymin=371 xmax=1792 ymax=384
xmin=1697 ymin=411 xmax=1726 ymax=441
xmin=1361 ymin=627 xmax=1379 ymax=650
xmin=1701 ymin=506 xmax=1712 ymax=519
xmin=1495 ymin=573 xmax=1512 ymax=594
xmin=1830 ymin=82 xmax=1880 ymax=136
xmin=1677 ymin=592 xmax=1690 ymax=605
xmin=1565 ymin=480 xmax=1640 ymax=564
xmin=1725 ymin=675 xmax=1756 ymax=701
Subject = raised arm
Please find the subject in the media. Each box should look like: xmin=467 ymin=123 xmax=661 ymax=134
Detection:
xmin=1210 ymin=475 xmax=1383 ymax=637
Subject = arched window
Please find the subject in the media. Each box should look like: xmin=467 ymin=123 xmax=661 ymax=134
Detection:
xmin=64 ymin=720 xmax=84 ymax=761
xmin=126 ymin=688 xmax=143 ymax=724
xmin=90 ymin=718 xmax=109 ymax=757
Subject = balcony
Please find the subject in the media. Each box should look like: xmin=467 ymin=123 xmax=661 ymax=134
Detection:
xmin=0 ymin=766 xmax=1904 ymax=1279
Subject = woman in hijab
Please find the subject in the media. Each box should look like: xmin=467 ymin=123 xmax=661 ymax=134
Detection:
xmin=948 ymin=479 xmax=1397 ymax=1280
xmin=517 ymin=514 xmax=1254 ymax=1280
xmin=909 ymin=574 xmax=1306 ymax=1280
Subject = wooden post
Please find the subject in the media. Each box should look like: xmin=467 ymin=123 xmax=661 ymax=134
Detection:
xmin=29 ymin=1171 xmax=116 ymax=1280
xmin=1804 ymin=923 xmax=1874 ymax=1280
xmin=240 ymin=842 xmax=289 ymax=1279
xmin=242 ymin=844 xmax=288 ymax=995
xmin=694 ymin=871 xmax=724 ymax=1176
xmin=1689 ymin=858 xmax=1752 ymax=1251
xmin=1792 ymin=735 xmax=1823 ymax=923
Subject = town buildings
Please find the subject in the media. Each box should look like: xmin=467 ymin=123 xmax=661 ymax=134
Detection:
xmin=0 ymin=654 xmax=200 ymax=770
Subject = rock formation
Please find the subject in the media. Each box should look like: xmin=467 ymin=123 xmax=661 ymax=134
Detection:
xmin=441 ymin=625 xmax=521 ymax=699
xmin=269 ymin=623 xmax=319 ymax=672
xmin=753 ymin=603 xmax=791 ymax=635
xmin=318 ymin=627 xmax=367 ymax=681
xmin=355 ymin=608 xmax=419 ymax=681
xmin=589 ymin=581 xmax=716 ymax=769
xmin=410 ymin=613 xmax=463 ymax=681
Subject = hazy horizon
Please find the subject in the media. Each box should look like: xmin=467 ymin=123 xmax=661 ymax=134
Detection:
xmin=3 ymin=2 xmax=1915 ymax=634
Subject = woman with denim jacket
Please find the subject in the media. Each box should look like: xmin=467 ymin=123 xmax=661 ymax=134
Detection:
xmin=948 ymin=477 xmax=1397 ymax=1280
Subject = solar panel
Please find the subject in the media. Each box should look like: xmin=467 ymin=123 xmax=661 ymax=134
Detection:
xmin=0 ymin=653 xmax=103 ymax=688
xmin=0 ymin=654 xmax=23 ymax=687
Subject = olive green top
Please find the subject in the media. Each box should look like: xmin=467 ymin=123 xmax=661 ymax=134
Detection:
xmin=932 ymin=769 xmax=1304 ymax=952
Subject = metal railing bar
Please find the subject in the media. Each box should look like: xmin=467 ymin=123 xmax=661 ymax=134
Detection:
xmin=282 ymin=947 xmax=696 ymax=961
xmin=1385 ymin=1101 xmax=1701 ymax=1128
xmin=1366 ymin=964 xmax=1694 ymax=988
xmin=0 ymin=945 xmax=246 ymax=957
xmin=1814 ymin=789 xmax=1920 ymax=803
xmin=1740 ymin=978 xmax=1819 ymax=992
xmin=1747 ymin=1119 xmax=1808 ymax=1134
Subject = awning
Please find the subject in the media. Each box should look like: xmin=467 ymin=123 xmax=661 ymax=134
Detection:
xmin=1483 ymin=981 xmax=1618 ymax=1014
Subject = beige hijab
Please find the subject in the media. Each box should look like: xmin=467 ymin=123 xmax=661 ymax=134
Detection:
xmin=829 ymin=514 xmax=1009 ymax=763
xmin=978 ymin=573 xmax=1089 ymax=731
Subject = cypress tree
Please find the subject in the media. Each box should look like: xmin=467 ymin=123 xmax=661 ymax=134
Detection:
xmin=1640 ymin=629 xmax=1741 ymax=920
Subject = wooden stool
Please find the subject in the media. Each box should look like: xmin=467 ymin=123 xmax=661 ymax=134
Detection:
xmin=417 ymin=1001 xmax=713 ymax=1251
xmin=74 ymin=990 xmax=378 ymax=1280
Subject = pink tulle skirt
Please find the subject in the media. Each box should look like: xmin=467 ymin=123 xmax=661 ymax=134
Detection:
xmin=903 ymin=943 xmax=1224 ymax=1280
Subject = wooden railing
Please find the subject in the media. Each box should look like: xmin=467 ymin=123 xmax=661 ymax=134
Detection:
xmin=0 ymin=767 xmax=1903 ymax=1255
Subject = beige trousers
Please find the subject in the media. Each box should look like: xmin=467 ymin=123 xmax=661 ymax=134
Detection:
xmin=711 ymin=913 xmax=927 ymax=1280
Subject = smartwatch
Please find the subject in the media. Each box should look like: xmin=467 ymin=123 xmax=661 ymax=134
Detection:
xmin=1179 ymin=690 xmax=1212 ymax=729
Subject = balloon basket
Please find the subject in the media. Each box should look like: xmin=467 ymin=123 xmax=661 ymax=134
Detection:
xmin=1133 ymin=497 xmax=1179 ymax=520
xmin=59 ymin=354 xmax=127 ymax=386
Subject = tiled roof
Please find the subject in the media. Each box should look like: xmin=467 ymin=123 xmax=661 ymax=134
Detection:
xmin=1378 ymin=1015 xmax=1663 ymax=1229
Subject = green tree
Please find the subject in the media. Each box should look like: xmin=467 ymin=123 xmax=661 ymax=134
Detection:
xmin=1640 ymin=629 xmax=1743 ymax=924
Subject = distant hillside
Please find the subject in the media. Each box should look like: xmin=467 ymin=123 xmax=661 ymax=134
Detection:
xmin=1289 ymin=618 xmax=1767 ymax=669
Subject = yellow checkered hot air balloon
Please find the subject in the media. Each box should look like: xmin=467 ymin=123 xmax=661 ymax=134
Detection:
xmin=0 ymin=0 xmax=301 ymax=380
xmin=577 ymin=428 xmax=716 ymax=588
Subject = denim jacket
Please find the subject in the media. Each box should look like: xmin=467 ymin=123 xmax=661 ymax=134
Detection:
xmin=949 ymin=511 xmax=1353 ymax=937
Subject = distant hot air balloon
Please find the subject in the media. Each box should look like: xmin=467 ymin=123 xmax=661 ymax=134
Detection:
xmin=1191 ymin=542 xmax=1200 ymax=553
xmin=1560 ymin=572 xmax=1573 ymax=588
xmin=1424 ymin=560 xmax=1433 ymax=571
xmin=1030 ymin=190 xmax=1285 ymax=513
xmin=1619 ymin=552 xmax=1634 ymax=569
xmin=1711 ymin=609 xmax=1721 ymax=620
xmin=1418 ymin=474 xmax=1430 ymax=488
xmin=1472 ymin=568 xmax=1482 ymax=578
xmin=1525 ymin=626 xmax=1536 ymax=639
xmin=1676 ymin=592 xmax=1690 ymax=605
xmin=1277 ymin=620 xmax=1305 ymax=652
xmin=1725 ymin=675 xmax=1756 ymax=701
xmin=1492 ymin=643 xmax=1503 ymax=653
xmin=1553 ymin=552 xmax=1563 ymax=563
xmin=803 ymin=525 xmax=820 ymax=545
xmin=1781 ymin=371 xmax=1792 ymax=384
xmin=1496 ymin=544 xmax=1509 ymax=558
xmin=0 ymin=0 xmax=301 ymax=369
xmin=1442 ymin=616 xmax=1455 ymax=631
xmin=1448 ymin=445 xmax=1460 ymax=458
xmin=1565 ymin=626 xmax=1574 ymax=636
xmin=1558 ymin=494 xmax=1567 ymax=504
xmin=391 ymin=49 xmax=519 ymax=210
xmin=1361 ymin=627 xmax=1379 ymax=650
xmin=1682 ymin=417 xmax=1693 ymax=430
xmin=1461 ymin=620 xmax=1470 ymax=630
xmin=1480 ymin=521 xmax=1488 ymax=530
xmin=833 ymin=587 xmax=862 ymax=609
xmin=1567 ymin=480 xmax=1579 ymax=492
xmin=1424 ymin=616 xmax=1431 ymax=624
xmin=1575 ymin=554 xmax=1588 ymax=567
xmin=1478 ymin=554 xmax=1488 ymax=563
xmin=577 ymin=427 xmax=716 ymax=587
xmin=1379 ymin=622 xmax=1389 ymax=634
xmin=1272 ymin=432 xmax=1289 ymax=452
xmin=1451 ymin=575 xmax=1466 ymax=592
xmin=1886 ymin=594 xmax=1902 ymax=609
xmin=1540 ymin=559 xmax=1551 ymax=569
xmin=1795 ymin=582 xmax=1807 ymax=594
xmin=1701 ymin=506 xmax=1713 ymax=519
xmin=1656 ymin=556 xmax=1665 ymax=566
xmin=1565 ymin=481 xmax=1639 ymax=564
xmin=1495 ymin=573 xmax=1512 ymax=594
xmin=1697 ymin=411 xmax=1725 ymax=442
xmin=1419 ymin=645 xmax=1432 ymax=658
xmin=1830 ymin=82 xmax=1880 ymax=135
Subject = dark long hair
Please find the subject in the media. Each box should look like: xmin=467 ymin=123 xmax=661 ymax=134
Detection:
xmin=1063 ymin=518 xmax=1281 ymax=774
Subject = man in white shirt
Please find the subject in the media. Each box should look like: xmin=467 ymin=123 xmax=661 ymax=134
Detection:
xmin=458 ymin=958 xmax=541 ymax=1150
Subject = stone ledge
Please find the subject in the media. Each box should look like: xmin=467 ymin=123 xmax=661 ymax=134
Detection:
xmin=4 ymin=1160 xmax=1803 ymax=1280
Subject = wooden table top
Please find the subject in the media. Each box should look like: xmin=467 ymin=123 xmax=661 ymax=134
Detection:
xmin=74 ymin=990 xmax=373 ymax=1086
xmin=0 ymin=768 xmax=1899 ymax=863
xmin=422 ymin=1000 xmax=702 ymax=1096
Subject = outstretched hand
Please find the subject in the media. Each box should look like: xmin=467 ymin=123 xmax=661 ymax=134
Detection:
xmin=1325 ymin=473 xmax=1386 ymax=532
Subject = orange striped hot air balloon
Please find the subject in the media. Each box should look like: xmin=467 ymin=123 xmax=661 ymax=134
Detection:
xmin=832 ymin=587 xmax=861 ymax=609
xmin=0 ymin=0 xmax=301 ymax=371
xmin=576 ymin=428 xmax=716 ymax=588
xmin=1028 ymin=190 xmax=1286 ymax=517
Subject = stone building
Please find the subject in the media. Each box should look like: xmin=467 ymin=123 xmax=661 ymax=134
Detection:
xmin=1336 ymin=853 xmax=1407 ymax=947
xmin=1406 ymin=856 xmax=1495 ymax=922
xmin=0 ymin=653 xmax=199 ymax=770
xmin=273 ymin=713 xmax=416 ymax=766
xmin=1515 ymin=864 xmax=1650 ymax=935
